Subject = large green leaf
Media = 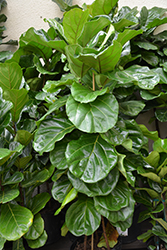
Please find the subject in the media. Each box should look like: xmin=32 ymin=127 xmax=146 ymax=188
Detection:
xmin=119 ymin=100 xmax=145 ymax=116
xmin=21 ymin=169 xmax=51 ymax=188
xmin=87 ymin=0 xmax=118 ymax=17
xmin=33 ymin=117 xmax=75 ymax=155
xmin=24 ymin=213 xmax=44 ymax=240
xmin=0 ymin=88 xmax=13 ymax=133
xmin=33 ymin=55 xmax=59 ymax=75
xmin=12 ymin=238 xmax=25 ymax=250
xmin=26 ymin=230 xmax=47 ymax=249
xmin=67 ymin=167 xmax=119 ymax=197
xmin=0 ymin=203 xmax=33 ymax=241
xmin=94 ymin=181 xmax=130 ymax=212
xmin=0 ymin=148 xmax=15 ymax=165
xmin=0 ymin=235 xmax=6 ymax=250
xmin=65 ymin=45 xmax=91 ymax=77
xmin=117 ymin=29 xmax=143 ymax=46
xmin=153 ymin=138 xmax=167 ymax=153
xmin=15 ymin=130 xmax=33 ymax=146
xmin=27 ymin=193 xmax=51 ymax=215
xmin=0 ymin=188 xmax=19 ymax=204
xmin=63 ymin=8 xmax=89 ymax=44
xmin=14 ymin=155 xmax=32 ymax=170
xmin=2 ymin=171 xmax=24 ymax=185
xmin=51 ymin=175 xmax=72 ymax=203
xmin=77 ymin=16 xmax=111 ymax=47
xmin=155 ymin=108 xmax=167 ymax=122
xmin=65 ymin=195 xmax=101 ymax=236
xmin=3 ymin=89 xmax=29 ymax=122
xmin=0 ymin=62 xmax=22 ymax=91
xmin=66 ymin=134 xmax=118 ymax=183
xmin=66 ymin=93 xmax=118 ymax=133
xmin=79 ymin=41 xmax=122 ymax=73
xmin=71 ymin=82 xmax=109 ymax=103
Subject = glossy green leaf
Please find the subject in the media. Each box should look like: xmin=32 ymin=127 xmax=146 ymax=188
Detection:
xmin=22 ymin=169 xmax=51 ymax=188
xmin=66 ymin=195 xmax=101 ymax=236
xmin=26 ymin=230 xmax=47 ymax=249
xmin=117 ymin=29 xmax=143 ymax=46
xmin=0 ymin=62 xmax=22 ymax=91
xmin=153 ymin=138 xmax=167 ymax=153
xmin=3 ymin=89 xmax=29 ymax=122
xmin=50 ymin=139 xmax=69 ymax=170
xmin=71 ymin=82 xmax=109 ymax=103
xmin=0 ymin=235 xmax=6 ymax=250
xmin=94 ymin=181 xmax=130 ymax=212
xmin=141 ymin=51 xmax=159 ymax=67
xmin=0 ymin=148 xmax=15 ymax=165
xmin=144 ymin=151 xmax=160 ymax=168
xmin=66 ymin=94 xmax=118 ymax=133
xmin=24 ymin=213 xmax=44 ymax=240
xmin=33 ymin=55 xmax=59 ymax=75
xmin=14 ymin=155 xmax=32 ymax=169
xmin=55 ymin=187 xmax=78 ymax=215
xmin=2 ymin=171 xmax=24 ymax=185
xmin=113 ymin=19 xmax=136 ymax=31
xmin=45 ymin=18 xmax=65 ymax=39
xmin=100 ymin=120 xmax=128 ymax=146
xmin=68 ymin=167 xmax=119 ymax=197
xmin=150 ymin=216 xmax=167 ymax=231
xmin=139 ymin=124 xmax=159 ymax=141
xmin=77 ymin=17 xmax=111 ymax=47
xmin=63 ymin=8 xmax=89 ymax=44
xmin=0 ymin=188 xmax=19 ymax=204
xmin=119 ymin=100 xmax=145 ymax=116
xmin=136 ymin=187 xmax=159 ymax=199
xmin=65 ymin=45 xmax=91 ymax=77
xmin=0 ymin=203 xmax=33 ymax=241
xmin=134 ymin=41 xmax=158 ymax=50
xmin=87 ymin=0 xmax=118 ymax=17
xmin=15 ymin=130 xmax=33 ymax=146
xmin=79 ymin=41 xmax=122 ymax=74
xmin=152 ymin=225 xmax=167 ymax=237
xmin=27 ymin=193 xmax=51 ymax=215
xmin=113 ymin=216 xmax=133 ymax=232
xmin=155 ymin=108 xmax=167 ymax=122
xmin=33 ymin=117 xmax=75 ymax=155
xmin=52 ymin=175 xmax=72 ymax=203
xmin=66 ymin=134 xmax=118 ymax=183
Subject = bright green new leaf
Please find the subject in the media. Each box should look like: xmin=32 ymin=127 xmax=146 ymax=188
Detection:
xmin=63 ymin=8 xmax=89 ymax=44
xmin=153 ymin=138 xmax=167 ymax=153
xmin=71 ymin=82 xmax=109 ymax=103
xmin=77 ymin=17 xmax=111 ymax=47
xmin=0 ymin=62 xmax=22 ymax=91
xmin=117 ymin=29 xmax=143 ymax=46
xmin=0 ymin=188 xmax=19 ymax=203
xmin=65 ymin=195 xmax=101 ymax=236
xmin=67 ymin=167 xmax=119 ymax=197
xmin=66 ymin=94 xmax=118 ymax=133
xmin=139 ymin=124 xmax=159 ymax=141
xmin=0 ymin=148 xmax=15 ymax=165
xmin=0 ymin=235 xmax=6 ymax=250
xmin=0 ymin=203 xmax=33 ymax=241
xmin=33 ymin=117 xmax=75 ymax=155
xmin=66 ymin=134 xmax=118 ymax=183
xmin=3 ymin=89 xmax=29 ymax=122
xmin=24 ymin=213 xmax=44 ymax=240
xmin=144 ymin=151 xmax=160 ymax=168
xmin=87 ymin=0 xmax=118 ymax=17
xmin=26 ymin=230 xmax=47 ymax=249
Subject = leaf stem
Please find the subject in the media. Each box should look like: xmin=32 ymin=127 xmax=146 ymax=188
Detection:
xmin=91 ymin=234 xmax=94 ymax=250
xmin=101 ymin=216 xmax=110 ymax=250
xmin=84 ymin=235 xmax=87 ymax=250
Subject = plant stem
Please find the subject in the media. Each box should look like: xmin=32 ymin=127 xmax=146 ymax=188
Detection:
xmin=101 ymin=216 xmax=110 ymax=250
xmin=92 ymin=73 xmax=95 ymax=91
xmin=84 ymin=235 xmax=87 ymax=250
xmin=91 ymin=234 xmax=94 ymax=250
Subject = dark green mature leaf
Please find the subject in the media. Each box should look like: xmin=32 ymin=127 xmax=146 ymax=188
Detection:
xmin=152 ymin=225 xmax=167 ymax=237
xmin=113 ymin=19 xmax=136 ymax=31
xmin=119 ymin=101 xmax=145 ymax=116
xmin=3 ymin=89 xmax=29 ymax=122
xmin=77 ymin=17 xmax=111 ymax=47
xmin=52 ymin=175 xmax=72 ymax=203
xmin=146 ymin=17 xmax=167 ymax=30
xmin=24 ymin=213 xmax=44 ymax=240
xmin=94 ymin=181 xmax=130 ymax=212
xmin=66 ymin=195 xmax=101 ymax=236
xmin=33 ymin=55 xmax=59 ymax=75
xmin=0 ymin=62 xmax=22 ymax=91
xmin=117 ymin=29 xmax=143 ymax=46
xmin=100 ymin=120 xmax=128 ymax=146
xmin=27 ymin=193 xmax=51 ymax=215
xmin=50 ymin=139 xmax=69 ymax=170
xmin=134 ymin=41 xmax=158 ymax=50
xmin=26 ymin=230 xmax=47 ymax=249
xmin=155 ymin=108 xmax=167 ymax=122
xmin=0 ymin=188 xmax=19 ymax=203
xmin=66 ymin=134 xmax=118 ymax=183
xmin=66 ymin=94 xmax=118 ymax=133
xmin=141 ymin=51 xmax=159 ymax=67
xmin=33 ymin=117 xmax=75 ymax=155
xmin=65 ymin=45 xmax=91 ymax=77
xmin=2 ymin=171 xmax=24 ymax=185
xmin=87 ymin=0 xmax=118 ymax=17
xmin=113 ymin=216 xmax=133 ymax=232
xmin=15 ymin=130 xmax=33 ymax=146
xmin=52 ymin=0 xmax=73 ymax=12
xmin=71 ymin=82 xmax=109 ymax=103
xmin=63 ymin=8 xmax=89 ymax=44
xmin=14 ymin=155 xmax=32 ymax=169
xmin=12 ymin=238 xmax=25 ymax=250
xmin=79 ymin=41 xmax=122 ymax=74
xmin=68 ymin=167 xmax=119 ymax=197
xmin=0 ymin=204 xmax=33 ymax=241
